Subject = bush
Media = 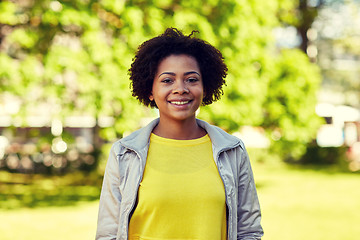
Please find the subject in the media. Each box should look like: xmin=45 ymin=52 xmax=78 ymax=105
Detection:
xmin=298 ymin=143 xmax=352 ymax=172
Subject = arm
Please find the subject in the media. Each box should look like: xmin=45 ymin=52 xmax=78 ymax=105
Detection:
xmin=237 ymin=149 xmax=263 ymax=240
xmin=96 ymin=144 xmax=122 ymax=240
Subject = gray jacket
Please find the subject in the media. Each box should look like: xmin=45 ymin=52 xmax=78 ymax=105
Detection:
xmin=96 ymin=118 xmax=263 ymax=240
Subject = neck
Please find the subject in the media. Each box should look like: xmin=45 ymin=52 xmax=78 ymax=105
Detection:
xmin=153 ymin=117 xmax=206 ymax=140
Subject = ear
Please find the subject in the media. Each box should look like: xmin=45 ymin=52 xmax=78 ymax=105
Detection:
xmin=149 ymin=94 xmax=154 ymax=101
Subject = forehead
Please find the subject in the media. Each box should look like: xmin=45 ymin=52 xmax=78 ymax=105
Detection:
xmin=156 ymin=54 xmax=200 ymax=73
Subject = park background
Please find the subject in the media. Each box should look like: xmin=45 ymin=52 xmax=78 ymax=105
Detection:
xmin=0 ymin=0 xmax=359 ymax=239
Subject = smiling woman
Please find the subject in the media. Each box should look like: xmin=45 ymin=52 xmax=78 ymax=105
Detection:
xmin=96 ymin=28 xmax=263 ymax=240
xmin=149 ymin=54 xmax=205 ymax=139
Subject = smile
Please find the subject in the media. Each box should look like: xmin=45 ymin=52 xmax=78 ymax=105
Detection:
xmin=169 ymin=100 xmax=191 ymax=105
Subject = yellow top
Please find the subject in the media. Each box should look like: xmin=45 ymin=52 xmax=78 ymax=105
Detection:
xmin=128 ymin=133 xmax=227 ymax=240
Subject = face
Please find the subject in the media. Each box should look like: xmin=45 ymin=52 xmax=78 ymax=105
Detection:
xmin=149 ymin=54 xmax=204 ymax=123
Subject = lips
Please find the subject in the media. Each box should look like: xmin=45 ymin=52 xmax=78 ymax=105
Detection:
xmin=169 ymin=100 xmax=191 ymax=105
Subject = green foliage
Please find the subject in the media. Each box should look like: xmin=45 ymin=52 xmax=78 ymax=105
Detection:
xmin=262 ymin=49 xmax=323 ymax=159
xmin=299 ymin=144 xmax=349 ymax=167
xmin=0 ymin=0 xmax=322 ymax=164
xmin=0 ymin=1 xmax=18 ymax=25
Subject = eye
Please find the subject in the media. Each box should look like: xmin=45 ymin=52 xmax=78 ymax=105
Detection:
xmin=187 ymin=77 xmax=199 ymax=83
xmin=161 ymin=78 xmax=173 ymax=83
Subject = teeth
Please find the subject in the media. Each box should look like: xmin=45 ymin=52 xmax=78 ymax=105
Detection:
xmin=171 ymin=101 xmax=190 ymax=105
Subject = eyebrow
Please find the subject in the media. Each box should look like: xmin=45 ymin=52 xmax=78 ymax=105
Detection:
xmin=158 ymin=71 xmax=201 ymax=78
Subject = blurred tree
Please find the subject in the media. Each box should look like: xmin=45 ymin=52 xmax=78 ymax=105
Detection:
xmin=0 ymin=0 xmax=322 ymax=164
xmin=312 ymin=1 xmax=360 ymax=107
xmin=276 ymin=0 xmax=360 ymax=107
xmin=276 ymin=0 xmax=343 ymax=54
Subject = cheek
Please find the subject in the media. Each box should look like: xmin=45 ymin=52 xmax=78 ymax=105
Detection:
xmin=198 ymin=82 xmax=205 ymax=97
xmin=197 ymin=86 xmax=205 ymax=98
xmin=151 ymin=88 xmax=169 ymax=102
xmin=193 ymin=88 xmax=205 ymax=103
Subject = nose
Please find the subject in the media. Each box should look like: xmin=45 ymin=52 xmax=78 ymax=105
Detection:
xmin=172 ymin=80 xmax=189 ymax=94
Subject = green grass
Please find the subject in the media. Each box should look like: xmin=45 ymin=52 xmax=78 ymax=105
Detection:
xmin=0 ymin=201 xmax=98 ymax=239
xmin=0 ymin=171 xmax=102 ymax=209
xmin=0 ymin=162 xmax=359 ymax=240
xmin=252 ymin=162 xmax=360 ymax=240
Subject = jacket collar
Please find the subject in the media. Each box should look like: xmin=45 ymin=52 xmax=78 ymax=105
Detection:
xmin=120 ymin=118 xmax=242 ymax=156
xmin=196 ymin=119 xmax=242 ymax=153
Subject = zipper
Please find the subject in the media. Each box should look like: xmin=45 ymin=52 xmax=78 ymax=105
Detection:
xmin=215 ymin=143 xmax=240 ymax=240
xmin=216 ymin=150 xmax=231 ymax=240
xmin=121 ymin=146 xmax=146 ymax=240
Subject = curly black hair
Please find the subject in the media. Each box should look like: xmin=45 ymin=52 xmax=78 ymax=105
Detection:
xmin=129 ymin=28 xmax=228 ymax=108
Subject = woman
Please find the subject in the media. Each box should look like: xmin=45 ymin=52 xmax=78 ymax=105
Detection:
xmin=96 ymin=28 xmax=263 ymax=240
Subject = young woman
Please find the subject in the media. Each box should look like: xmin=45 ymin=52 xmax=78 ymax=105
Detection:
xmin=96 ymin=28 xmax=263 ymax=240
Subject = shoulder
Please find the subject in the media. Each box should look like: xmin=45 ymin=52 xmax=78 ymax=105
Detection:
xmin=196 ymin=119 xmax=246 ymax=151
xmin=117 ymin=118 xmax=160 ymax=151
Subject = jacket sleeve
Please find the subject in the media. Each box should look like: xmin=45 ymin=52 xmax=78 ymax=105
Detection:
xmin=96 ymin=143 xmax=122 ymax=240
xmin=236 ymin=148 xmax=263 ymax=240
